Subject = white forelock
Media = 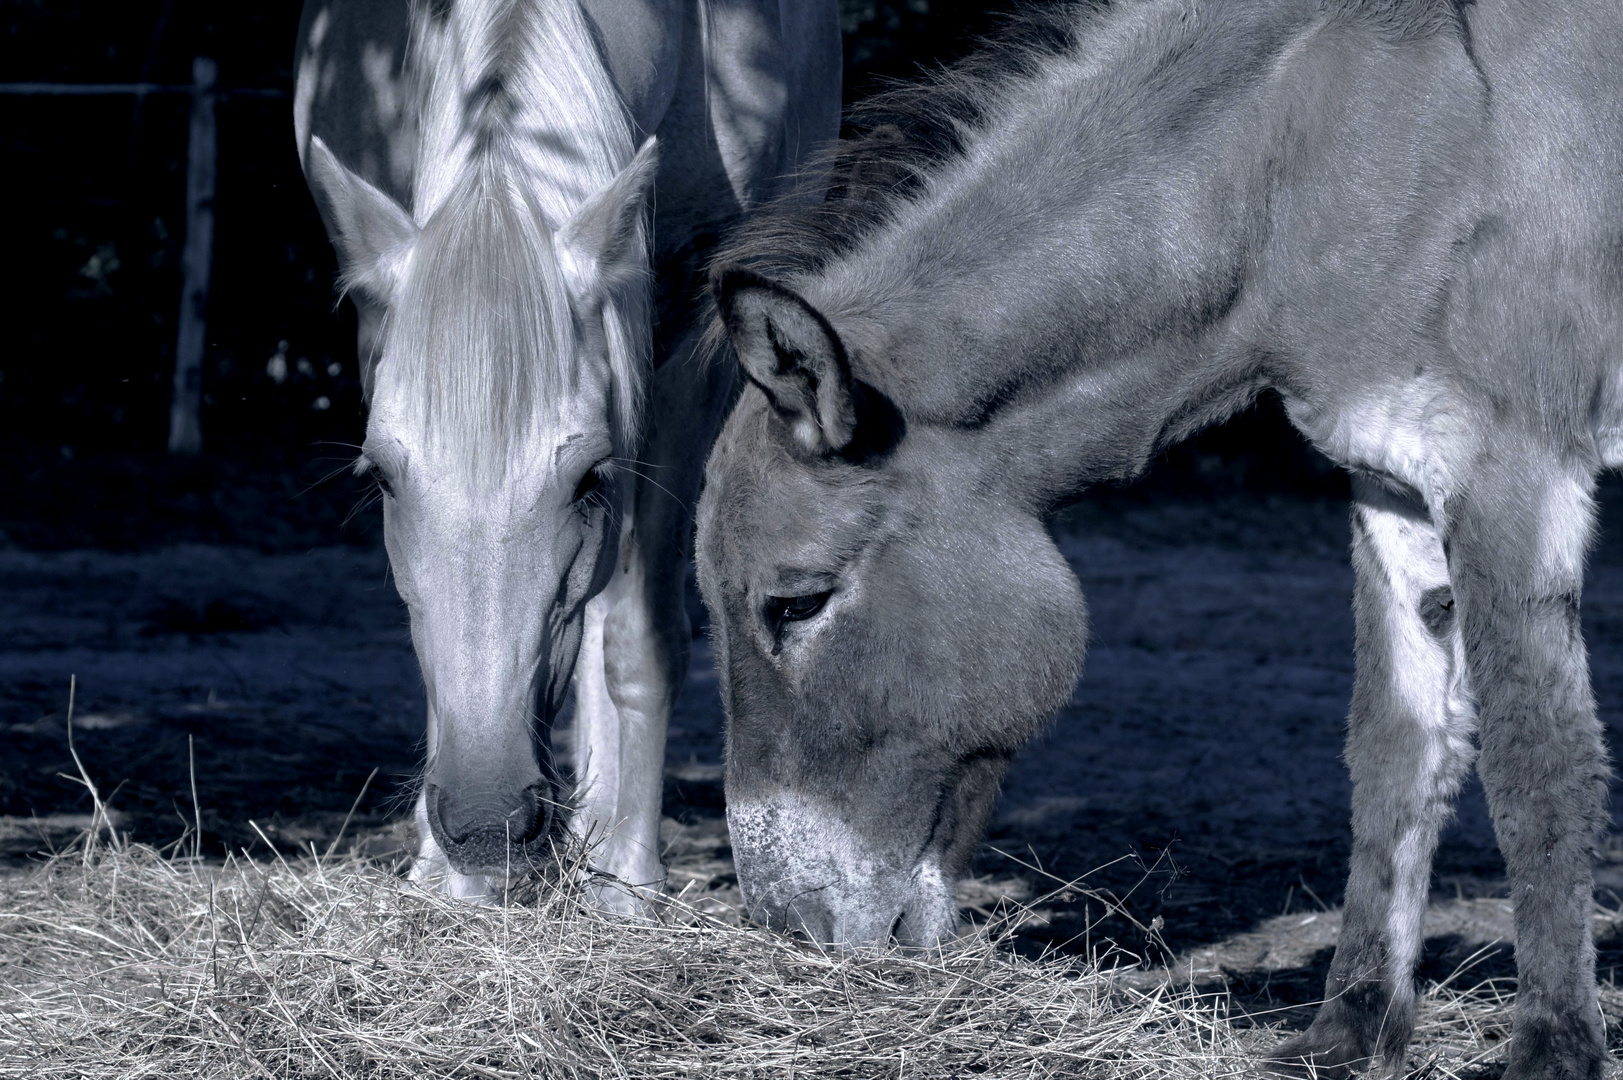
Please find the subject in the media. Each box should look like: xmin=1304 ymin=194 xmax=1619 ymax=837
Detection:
xmin=381 ymin=0 xmax=649 ymax=481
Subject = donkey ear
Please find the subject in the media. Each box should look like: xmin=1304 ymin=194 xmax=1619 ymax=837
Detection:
xmin=305 ymin=136 xmax=419 ymax=303
xmin=559 ymin=136 xmax=659 ymax=300
xmin=715 ymin=267 xmax=858 ymax=454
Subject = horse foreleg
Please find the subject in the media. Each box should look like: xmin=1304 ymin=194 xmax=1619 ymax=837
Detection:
xmin=570 ymin=589 xmax=633 ymax=890
xmin=1446 ymin=462 xmax=1608 ymax=1080
xmin=570 ymin=562 xmax=676 ymax=911
xmin=1272 ymin=479 xmax=1476 ymax=1078
xmin=569 ymin=486 xmax=693 ymax=912
xmin=569 ymin=330 xmax=732 ymax=911
xmin=600 ymin=533 xmax=688 ymax=904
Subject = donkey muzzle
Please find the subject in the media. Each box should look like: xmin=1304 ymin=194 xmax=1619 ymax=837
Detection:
xmin=748 ymin=880 xmax=959 ymax=949
xmin=728 ymin=798 xmax=961 ymax=948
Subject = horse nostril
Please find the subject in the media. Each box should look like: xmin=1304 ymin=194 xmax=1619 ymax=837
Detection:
xmin=428 ymin=783 xmax=551 ymax=849
xmin=889 ymin=911 xmax=906 ymax=945
xmin=512 ymin=783 xmax=552 ymax=845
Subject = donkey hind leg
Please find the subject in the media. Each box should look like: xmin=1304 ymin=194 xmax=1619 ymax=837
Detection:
xmin=1448 ymin=464 xmax=1608 ymax=1080
xmin=1271 ymin=480 xmax=1477 ymax=1078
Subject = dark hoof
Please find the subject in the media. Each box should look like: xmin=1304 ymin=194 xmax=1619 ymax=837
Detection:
xmin=1501 ymin=1029 xmax=1608 ymax=1080
xmin=1262 ymin=1030 xmax=1371 ymax=1080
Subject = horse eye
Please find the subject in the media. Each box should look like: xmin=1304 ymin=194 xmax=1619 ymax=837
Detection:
xmin=765 ymin=590 xmax=834 ymax=635
xmin=573 ymin=462 xmax=607 ymax=504
xmin=368 ymin=462 xmax=395 ymax=498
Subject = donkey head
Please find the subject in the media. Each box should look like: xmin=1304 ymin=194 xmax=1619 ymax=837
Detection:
xmin=306 ymin=136 xmax=656 ymax=884
xmin=699 ymin=269 xmax=1088 ymax=946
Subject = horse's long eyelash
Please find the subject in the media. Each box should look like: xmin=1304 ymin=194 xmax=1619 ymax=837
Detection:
xmin=353 ymin=456 xmax=396 ymax=498
xmin=294 ymin=457 xmax=370 ymax=502
xmin=579 ymin=485 xmax=621 ymax=533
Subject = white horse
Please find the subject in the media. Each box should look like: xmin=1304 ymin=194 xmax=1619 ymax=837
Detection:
xmin=292 ymin=0 xmax=840 ymax=902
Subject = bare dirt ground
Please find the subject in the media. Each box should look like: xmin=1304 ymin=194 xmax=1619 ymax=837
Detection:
xmin=9 ymin=484 xmax=1623 ymax=1051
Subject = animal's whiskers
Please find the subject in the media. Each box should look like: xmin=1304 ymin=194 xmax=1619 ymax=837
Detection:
xmin=610 ymin=457 xmax=684 ymax=507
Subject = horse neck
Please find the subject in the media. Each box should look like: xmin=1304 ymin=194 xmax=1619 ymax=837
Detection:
xmin=410 ymin=0 xmax=632 ymax=226
xmin=813 ymin=0 xmax=1330 ymax=496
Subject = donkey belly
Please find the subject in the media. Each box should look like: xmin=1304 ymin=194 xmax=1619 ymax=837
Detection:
xmin=1283 ymin=372 xmax=1623 ymax=498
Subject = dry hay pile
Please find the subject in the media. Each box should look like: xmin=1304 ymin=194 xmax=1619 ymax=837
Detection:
xmin=0 ymin=819 xmax=1274 ymax=1080
xmin=0 ymin=744 xmax=1551 ymax=1080
xmin=0 ymin=833 xmax=1562 ymax=1080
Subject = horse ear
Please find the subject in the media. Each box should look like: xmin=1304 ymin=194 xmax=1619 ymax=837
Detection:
xmin=715 ymin=267 xmax=858 ymax=454
xmin=305 ymin=136 xmax=419 ymax=304
xmin=559 ymin=136 xmax=658 ymax=301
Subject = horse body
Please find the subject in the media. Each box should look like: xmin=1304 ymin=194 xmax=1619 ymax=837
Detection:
xmin=702 ymin=1 xmax=1621 ymax=1075
xmin=293 ymin=0 xmax=839 ymax=900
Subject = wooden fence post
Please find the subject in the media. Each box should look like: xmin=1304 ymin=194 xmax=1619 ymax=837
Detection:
xmin=167 ymin=56 xmax=217 ymax=455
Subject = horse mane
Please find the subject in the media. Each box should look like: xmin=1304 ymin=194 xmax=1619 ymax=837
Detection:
xmin=382 ymin=0 xmax=646 ymax=479
xmin=707 ymin=0 xmax=1467 ymax=303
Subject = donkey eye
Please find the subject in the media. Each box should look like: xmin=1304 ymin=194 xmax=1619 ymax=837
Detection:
xmin=368 ymin=462 xmax=395 ymax=498
xmin=765 ymin=590 xmax=833 ymax=635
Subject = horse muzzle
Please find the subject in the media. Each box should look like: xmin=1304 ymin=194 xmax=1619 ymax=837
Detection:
xmin=423 ymin=779 xmax=557 ymax=876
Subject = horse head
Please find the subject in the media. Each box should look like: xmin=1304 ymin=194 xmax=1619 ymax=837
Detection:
xmin=306 ymin=134 xmax=657 ymax=887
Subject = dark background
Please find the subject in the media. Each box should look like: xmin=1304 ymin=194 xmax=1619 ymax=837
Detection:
xmin=0 ymin=0 xmax=1342 ymax=554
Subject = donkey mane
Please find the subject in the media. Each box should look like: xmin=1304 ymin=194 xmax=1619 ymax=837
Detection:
xmin=378 ymin=0 xmax=647 ymax=475
xmin=710 ymin=0 xmax=1467 ymax=292
xmin=710 ymin=2 xmax=1088 ymax=288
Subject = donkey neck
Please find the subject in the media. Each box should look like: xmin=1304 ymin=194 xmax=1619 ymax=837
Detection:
xmin=805 ymin=1 xmax=1309 ymax=406
xmin=806 ymin=0 xmax=1471 ymax=498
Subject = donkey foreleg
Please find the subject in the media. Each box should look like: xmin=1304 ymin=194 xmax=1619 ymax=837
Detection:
xmin=1447 ymin=463 xmax=1608 ymax=1080
xmin=1272 ymin=480 xmax=1477 ymax=1078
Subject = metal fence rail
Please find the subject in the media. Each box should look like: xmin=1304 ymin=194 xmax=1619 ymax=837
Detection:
xmin=0 ymin=82 xmax=285 ymax=97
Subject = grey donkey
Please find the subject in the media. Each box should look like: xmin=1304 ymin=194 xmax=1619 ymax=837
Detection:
xmin=294 ymin=0 xmax=839 ymax=901
xmin=696 ymin=1 xmax=1621 ymax=1076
